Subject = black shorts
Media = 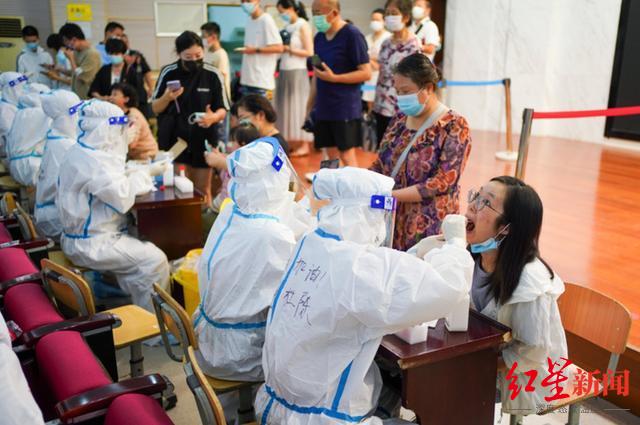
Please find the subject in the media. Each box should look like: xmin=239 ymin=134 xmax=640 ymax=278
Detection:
xmin=314 ymin=119 xmax=362 ymax=151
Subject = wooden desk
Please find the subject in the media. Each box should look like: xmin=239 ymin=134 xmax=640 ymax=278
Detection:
xmin=378 ymin=310 xmax=510 ymax=425
xmin=131 ymin=187 xmax=204 ymax=260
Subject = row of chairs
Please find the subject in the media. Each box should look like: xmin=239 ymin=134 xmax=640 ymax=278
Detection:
xmin=0 ymin=217 xmax=175 ymax=424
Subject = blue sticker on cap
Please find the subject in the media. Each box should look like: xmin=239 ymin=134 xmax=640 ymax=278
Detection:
xmin=370 ymin=195 xmax=396 ymax=211
xmin=108 ymin=116 xmax=129 ymax=125
xmin=272 ymin=148 xmax=284 ymax=171
xmin=8 ymin=75 xmax=28 ymax=87
xmin=68 ymin=101 xmax=84 ymax=115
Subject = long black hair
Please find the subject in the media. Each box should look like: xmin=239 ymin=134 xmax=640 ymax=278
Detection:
xmin=478 ymin=176 xmax=554 ymax=304
xmin=277 ymin=0 xmax=308 ymax=20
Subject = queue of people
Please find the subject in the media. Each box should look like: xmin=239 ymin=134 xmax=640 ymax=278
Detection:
xmin=0 ymin=1 xmax=569 ymax=424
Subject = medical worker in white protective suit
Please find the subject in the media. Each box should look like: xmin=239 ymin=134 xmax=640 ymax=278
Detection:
xmin=255 ymin=167 xmax=474 ymax=425
xmin=0 ymin=72 xmax=28 ymax=156
xmin=6 ymin=83 xmax=51 ymax=186
xmin=0 ymin=312 xmax=45 ymax=425
xmin=57 ymin=99 xmax=170 ymax=311
xmin=194 ymin=136 xmax=313 ymax=383
xmin=34 ymin=90 xmax=83 ymax=239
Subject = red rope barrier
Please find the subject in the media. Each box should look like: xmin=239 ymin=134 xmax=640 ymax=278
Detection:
xmin=532 ymin=105 xmax=640 ymax=119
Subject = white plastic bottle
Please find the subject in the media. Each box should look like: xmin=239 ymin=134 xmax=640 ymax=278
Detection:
xmin=174 ymin=165 xmax=194 ymax=193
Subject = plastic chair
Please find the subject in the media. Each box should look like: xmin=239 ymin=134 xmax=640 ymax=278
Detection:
xmin=151 ymin=283 xmax=258 ymax=423
xmin=0 ymin=191 xmax=17 ymax=216
xmin=40 ymin=259 xmax=161 ymax=378
xmin=510 ymin=282 xmax=632 ymax=425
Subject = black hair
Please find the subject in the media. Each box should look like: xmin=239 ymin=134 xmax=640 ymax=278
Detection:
xmin=104 ymin=21 xmax=124 ymax=35
xmin=230 ymin=122 xmax=261 ymax=146
xmin=22 ymin=25 xmax=39 ymax=38
xmin=200 ymin=22 xmax=221 ymax=38
xmin=393 ymin=53 xmax=441 ymax=90
xmin=477 ymin=176 xmax=555 ymax=305
xmin=111 ymin=82 xmax=138 ymax=108
xmin=385 ymin=0 xmax=413 ymax=24
xmin=46 ymin=33 xmax=63 ymax=50
xmin=236 ymin=94 xmax=277 ymax=123
xmin=372 ymin=8 xmax=385 ymax=16
xmin=277 ymin=0 xmax=308 ymax=20
xmin=105 ymin=38 xmax=127 ymax=55
xmin=59 ymin=23 xmax=85 ymax=41
xmin=229 ymin=102 xmax=239 ymax=118
xmin=175 ymin=31 xmax=203 ymax=54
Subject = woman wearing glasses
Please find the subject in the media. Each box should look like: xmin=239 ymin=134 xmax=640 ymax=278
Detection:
xmin=465 ymin=176 xmax=568 ymax=419
xmin=370 ymin=53 xmax=471 ymax=251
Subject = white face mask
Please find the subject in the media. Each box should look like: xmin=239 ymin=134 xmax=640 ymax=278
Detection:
xmin=384 ymin=15 xmax=404 ymax=32
xmin=370 ymin=20 xmax=384 ymax=33
xmin=202 ymin=38 xmax=209 ymax=51
xmin=412 ymin=6 xmax=426 ymax=20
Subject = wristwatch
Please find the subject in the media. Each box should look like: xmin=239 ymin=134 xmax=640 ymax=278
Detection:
xmin=256 ymin=47 xmax=261 ymax=53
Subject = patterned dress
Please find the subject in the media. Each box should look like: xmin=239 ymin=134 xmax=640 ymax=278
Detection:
xmin=370 ymin=111 xmax=472 ymax=251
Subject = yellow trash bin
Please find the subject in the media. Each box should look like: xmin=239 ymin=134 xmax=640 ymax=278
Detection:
xmin=172 ymin=248 xmax=202 ymax=316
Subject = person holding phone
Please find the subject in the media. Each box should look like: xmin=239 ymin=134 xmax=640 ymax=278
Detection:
xmin=307 ymin=0 xmax=371 ymax=167
xmin=152 ymin=31 xmax=229 ymax=206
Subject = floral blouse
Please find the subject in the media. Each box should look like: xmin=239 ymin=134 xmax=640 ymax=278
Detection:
xmin=370 ymin=110 xmax=472 ymax=251
xmin=372 ymin=34 xmax=422 ymax=118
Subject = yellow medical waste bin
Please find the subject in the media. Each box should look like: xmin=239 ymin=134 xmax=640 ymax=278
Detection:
xmin=171 ymin=248 xmax=202 ymax=316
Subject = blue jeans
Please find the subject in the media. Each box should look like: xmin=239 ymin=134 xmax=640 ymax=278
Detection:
xmin=239 ymin=85 xmax=271 ymax=99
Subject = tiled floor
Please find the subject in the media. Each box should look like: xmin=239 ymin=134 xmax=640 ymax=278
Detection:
xmin=117 ymin=345 xmax=640 ymax=425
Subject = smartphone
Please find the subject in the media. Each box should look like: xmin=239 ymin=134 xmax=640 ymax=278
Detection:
xmin=320 ymin=159 xmax=340 ymax=169
xmin=204 ymin=139 xmax=213 ymax=153
xmin=311 ymin=55 xmax=324 ymax=69
xmin=167 ymin=80 xmax=181 ymax=91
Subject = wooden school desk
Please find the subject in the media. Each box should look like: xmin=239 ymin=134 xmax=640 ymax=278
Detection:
xmin=131 ymin=187 xmax=204 ymax=260
xmin=378 ymin=310 xmax=511 ymax=425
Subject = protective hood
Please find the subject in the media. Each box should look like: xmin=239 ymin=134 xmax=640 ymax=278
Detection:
xmin=227 ymin=137 xmax=292 ymax=214
xmin=16 ymin=83 xmax=49 ymax=109
xmin=41 ymin=90 xmax=82 ymax=139
xmin=76 ymin=99 xmax=129 ymax=158
xmin=1 ymin=72 xmax=28 ymax=105
xmin=313 ymin=167 xmax=395 ymax=246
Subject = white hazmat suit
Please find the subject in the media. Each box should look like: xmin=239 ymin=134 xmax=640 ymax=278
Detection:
xmin=7 ymin=83 xmax=51 ymax=186
xmin=194 ymin=137 xmax=312 ymax=381
xmin=255 ymin=167 xmax=474 ymax=425
xmin=0 ymin=312 xmax=45 ymax=425
xmin=0 ymin=72 xmax=28 ymax=156
xmin=57 ymin=100 xmax=170 ymax=311
xmin=35 ymin=90 xmax=82 ymax=239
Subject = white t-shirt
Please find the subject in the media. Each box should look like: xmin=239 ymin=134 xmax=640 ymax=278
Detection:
xmin=16 ymin=46 xmax=53 ymax=87
xmin=409 ymin=17 xmax=440 ymax=62
xmin=279 ymin=18 xmax=310 ymax=71
xmin=241 ymin=12 xmax=282 ymax=90
xmin=205 ymin=47 xmax=231 ymax=100
xmin=362 ymin=30 xmax=391 ymax=102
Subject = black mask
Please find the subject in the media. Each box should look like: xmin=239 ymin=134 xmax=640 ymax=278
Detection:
xmin=182 ymin=58 xmax=203 ymax=73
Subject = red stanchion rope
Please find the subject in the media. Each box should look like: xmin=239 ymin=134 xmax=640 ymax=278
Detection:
xmin=532 ymin=105 xmax=640 ymax=119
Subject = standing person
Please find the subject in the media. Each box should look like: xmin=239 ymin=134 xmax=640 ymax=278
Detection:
xmin=44 ymin=33 xmax=72 ymax=90
xmin=57 ymin=23 xmax=102 ymax=99
xmin=362 ymin=9 xmax=390 ymax=113
xmin=370 ymin=53 xmax=471 ymax=252
xmin=409 ymin=0 xmax=440 ymax=63
xmin=275 ymin=0 xmax=314 ymax=157
xmin=152 ymin=31 xmax=228 ymax=206
xmin=372 ymin=0 xmax=421 ymax=143
xmin=16 ymin=25 xmax=53 ymax=87
xmin=95 ymin=22 xmax=125 ymax=65
xmin=121 ymin=33 xmax=155 ymax=118
xmin=201 ymin=22 xmax=231 ymax=101
xmin=238 ymin=0 xmax=284 ymax=98
xmin=308 ymin=0 xmax=372 ymax=167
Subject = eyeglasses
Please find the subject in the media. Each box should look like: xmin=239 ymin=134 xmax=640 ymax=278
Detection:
xmin=468 ymin=189 xmax=503 ymax=216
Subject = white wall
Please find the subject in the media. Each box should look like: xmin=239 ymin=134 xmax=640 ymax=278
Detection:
xmin=49 ymin=0 xmax=380 ymax=71
xmin=442 ymin=0 xmax=624 ymax=145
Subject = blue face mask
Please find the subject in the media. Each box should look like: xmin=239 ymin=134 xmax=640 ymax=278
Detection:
xmin=26 ymin=41 xmax=38 ymax=51
xmin=470 ymin=224 xmax=510 ymax=254
xmin=56 ymin=50 xmax=67 ymax=64
xmin=110 ymin=54 xmax=124 ymax=65
xmin=397 ymin=91 xmax=426 ymax=116
xmin=241 ymin=2 xmax=256 ymax=15
xmin=280 ymin=12 xmax=291 ymax=23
